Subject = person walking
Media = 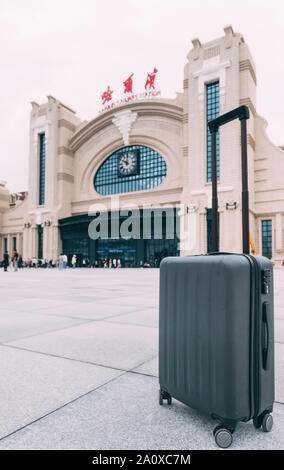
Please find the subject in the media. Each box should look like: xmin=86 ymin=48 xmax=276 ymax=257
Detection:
xmin=63 ymin=253 xmax=68 ymax=269
xmin=3 ymin=251 xmax=9 ymax=272
xmin=18 ymin=255 xmax=23 ymax=269
xmin=13 ymin=250 xmax=19 ymax=272
xmin=59 ymin=253 xmax=64 ymax=270
xmin=71 ymin=254 xmax=76 ymax=269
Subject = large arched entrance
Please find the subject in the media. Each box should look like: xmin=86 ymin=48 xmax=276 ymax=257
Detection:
xmin=59 ymin=208 xmax=180 ymax=268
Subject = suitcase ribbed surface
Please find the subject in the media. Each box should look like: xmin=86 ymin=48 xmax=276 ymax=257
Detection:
xmin=159 ymin=255 xmax=252 ymax=420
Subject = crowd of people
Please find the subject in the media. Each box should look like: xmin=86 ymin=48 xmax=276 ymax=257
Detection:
xmin=1 ymin=252 xmax=126 ymax=271
xmin=2 ymin=251 xmax=160 ymax=271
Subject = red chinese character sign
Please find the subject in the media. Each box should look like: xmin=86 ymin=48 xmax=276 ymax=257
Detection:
xmin=101 ymin=85 xmax=113 ymax=105
xmin=123 ymin=74 xmax=134 ymax=94
xmin=145 ymin=67 xmax=158 ymax=90
xmin=99 ymin=69 xmax=161 ymax=114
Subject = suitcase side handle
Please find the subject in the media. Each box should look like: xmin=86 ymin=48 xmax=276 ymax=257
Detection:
xmin=262 ymin=302 xmax=272 ymax=370
xmin=208 ymin=105 xmax=250 ymax=254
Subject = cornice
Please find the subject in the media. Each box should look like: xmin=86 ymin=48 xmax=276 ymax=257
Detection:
xmin=69 ymin=100 xmax=183 ymax=152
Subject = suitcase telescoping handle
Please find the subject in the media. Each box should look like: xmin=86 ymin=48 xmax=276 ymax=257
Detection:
xmin=208 ymin=105 xmax=250 ymax=254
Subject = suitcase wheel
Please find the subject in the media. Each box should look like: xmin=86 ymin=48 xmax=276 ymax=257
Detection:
xmin=253 ymin=411 xmax=273 ymax=432
xmin=261 ymin=413 xmax=273 ymax=433
xmin=214 ymin=427 xmax=233 ymax=449
xmin=159 ymin=389 xmax=172 ymax=406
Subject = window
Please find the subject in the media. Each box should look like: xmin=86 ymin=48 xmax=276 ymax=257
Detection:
xmin=13 ymin=237 xmax=17 ymax=251
xmin=94 ymin=145 xmax=167 ymax=195
xmin=206 ymin=82 xmax=220 ymax=182
xmin=39 ymin=133 xmax=46 ymax=205
xmin=38 ymin=225 xmax=43 ymax=259
xmin=262 ymin=220 xmax=272 ymax=259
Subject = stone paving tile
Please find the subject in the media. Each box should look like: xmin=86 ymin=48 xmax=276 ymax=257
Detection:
xmin=0 ymin=311 xmax=89 ymax=343
xmin=275 ymin=319 xmax=284 ymax=344
xmin=132 ymin=356 xmax=158 ymax=377
xmin=7 ymin=321 xmax=158 ymax=371
xmin=32 ymin=302 xmax=143 ymax=321
xmin=105 ymin=308 xmax=158 ymax=328
xmin=275 ymin=343 xmax=284 ymax=403
xmin=0 ymin=373 xmax=282 ymax=450
xmin=0 ymin=345 xmax=122 ymax=440
xmin=275 ymin=308 xmax=284 ymax=320
xmin=0 ymin=298 xmax=74 ymax=312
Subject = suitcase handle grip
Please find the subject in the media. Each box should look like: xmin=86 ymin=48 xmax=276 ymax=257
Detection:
xmin=207 ymin=252 xmax=233 ymax=256
xmin=262 ymin=302 xmax=271 ymax=370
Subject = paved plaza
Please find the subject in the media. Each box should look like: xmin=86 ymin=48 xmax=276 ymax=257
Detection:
xmin=0 ymin=267 xmax=283 ymax=450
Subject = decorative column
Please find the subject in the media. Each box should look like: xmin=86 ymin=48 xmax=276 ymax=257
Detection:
xmin=275 ymin=214 xmax=283 ymax=252
xmin=43 ymin=224 xmax=49 ymax=261
xmin=16 ymin=233 xmax=20 ymax=254
xmin=200 ymin=211 xmax=206 ymax=254
xmin=7 ymin=234 xmax=11 ymax=255
xmin=51 ymin=224 xmax=60 ymax=260
xmin=179 ymin=204 xmax=199 ymax=256
xmin=22 ymin=228 xmax=28 ymax=260
xmin=31 ymin=225 xmax=37 ymax=258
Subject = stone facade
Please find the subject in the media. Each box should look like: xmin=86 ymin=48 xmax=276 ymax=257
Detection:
xmin=1 ymin=26 xmax=284 ymax=266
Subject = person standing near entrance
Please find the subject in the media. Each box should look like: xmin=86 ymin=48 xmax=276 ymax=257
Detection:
xmin=59 ymin=253 xmax=64 ymax=270
xmin=13 ymin=250 xmax=19 ymax=272
xmin=71 ymin=254 xmax=76 ymax=268
xmin=3 ymin=251 xmax=9 ymax=272
xmin=18 ymin=255 xmax=23 ymax=269
xmin=63 ymin=253 xmax=68 ymax=269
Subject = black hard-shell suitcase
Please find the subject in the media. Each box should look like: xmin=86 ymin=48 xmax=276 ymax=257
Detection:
xmin=159 ymin=106 xmax=275 ymax=448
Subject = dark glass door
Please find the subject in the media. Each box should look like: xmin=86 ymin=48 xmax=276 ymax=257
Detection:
xmin=96 ymin=239 xmax=137 ymax=267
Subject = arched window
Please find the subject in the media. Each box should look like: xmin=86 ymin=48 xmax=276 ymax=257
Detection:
xmin=94 ymin=145 xmax=167 ymax=195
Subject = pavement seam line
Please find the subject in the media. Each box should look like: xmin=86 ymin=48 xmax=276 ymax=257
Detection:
xmin=0 ymin=318 xmax=95 ymax=345
xmin=85 ymin=306 xmax=158 ymax=322
xmin=0 ymin=366 xmax=159 ymax=444
xmin=127 ymin=354 xmax=158 ymax=373
xmin=0 ymin=371 xmax=128 ymax=444
xmin=0 ymin=309 xmax=158 ymax=344
xmin=36 ymin=308 xmax=150 ymax=322
xmin=0 ymin=343 xmax=158 ymax=377
xmin=0 ymin=343 xmax=128 ymax=373
xmin=103 ymin=318 xmax=158 ymax=329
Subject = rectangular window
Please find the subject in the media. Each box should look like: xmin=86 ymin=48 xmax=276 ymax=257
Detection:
xmin=4 ymin=237 xmax=7 ymax=252
xmin=206 ymin=82 xmax=220 ymax=182
xmin=262 ymin=220 xmax=272 ymax=259
xmin=38 ymin=133 xmax=46 ymax=205
xmin=13 ymin=236 xmax=17 ymax=251
xmin=38 ymin=225 xmax=43 ymax=259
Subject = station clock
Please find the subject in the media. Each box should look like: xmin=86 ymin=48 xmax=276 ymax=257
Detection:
xmin=117 ymin=149 xmax=140 ymax=177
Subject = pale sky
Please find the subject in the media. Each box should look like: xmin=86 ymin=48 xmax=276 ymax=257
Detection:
xmin=0 ymin=0 xmax=283 ymax=192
